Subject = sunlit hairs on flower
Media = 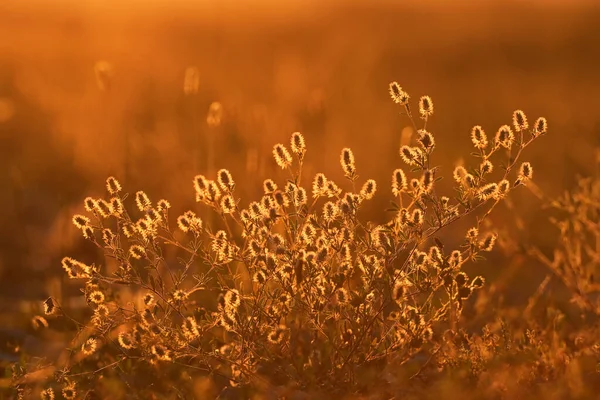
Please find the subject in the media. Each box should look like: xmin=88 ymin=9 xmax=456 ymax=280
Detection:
xmin=61 ymin=384 xmax=77 ymax=400
xmin=389 ymin=81 xmax=409 ymax=105
xmin=105 ymin=176 xmax=122 ymax=195
xmin=418 ymin=130 xmax=435 ymax=151
xmin=480 ymin=160 xmax=493 ymax=175
xmin=263 ymin=179 xmax=278 ymax=194
xmin=470 ymin=126 xmax=488 ymax=149
xmin=83 ymin=196 xmax=96 ymax=212
xmin=494 ymin=125 xmax=514 ymax=149
xmin=81 ymin=337 xmax=98 ymax=356
xmin=360 ymin=179 xmax=377 ymax=200
xmin=61 ymin=257 xmax=91 ymax=279
xmin=151 ymin=344 xmax=172 ymax=361
xmin=534 ymin=116 xmax=548 ymax=136
xmin=400 ymin=146 xmax=420 ymax=167
xmin=519 ymin=162 xmax=533 ymax=180
xmin=135 ymin=191 xmax=151 ymax=212
xmin=72 ymin=214 xmax=90 ymax=230
xmin=477 ymin=183 xmax=498 ymax=201
xmin=512 ymin=109 xmax=528 ymax=132
xmin=419 ymin=95 xmax=434 ymax=118
xmin=43 ymin=298 xmax=58 ymax=316
xmin=88 ymin=290 xmax=105 ymax=305
xmin=129 ymin=245 xmax=146 ymax=260
xmin=40 ymin=388 xmax=55 ymax=400
xmin=290 ymin=131 xmax=306 ymax=158
xmin=273 ymin=144 xmax=292 ymax=169
xmin=340 ymin=148 xmax=356 ymax=178
xmin=479 ymin=232 xmax=498 ymax=251
xmin=392 ymin=169 xmax=408 ymax=196
xmin=217 ymin=169 xmax=235 ymax=192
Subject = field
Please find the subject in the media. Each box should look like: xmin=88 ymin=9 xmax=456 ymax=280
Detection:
xmin=1 ymin=1 xmax=600 ymax=398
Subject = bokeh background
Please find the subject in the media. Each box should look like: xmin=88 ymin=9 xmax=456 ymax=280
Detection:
xmin=1 ymin=0 xmax=599 ymax=364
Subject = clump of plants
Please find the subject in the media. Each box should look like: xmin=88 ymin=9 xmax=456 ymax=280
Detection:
xmin=10 ymin=83 xmax=551 ymax=399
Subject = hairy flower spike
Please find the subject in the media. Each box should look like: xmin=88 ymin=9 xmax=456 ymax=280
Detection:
xmin=419 ymin=96 xmax=434 ymax=117
xmin=470 ymin=125 xmax=488 ymax=149
xmin=400 ymin=146 xmax=420 ymax=167
xmin=534 ymin=117 xmax=548 ymax=136
xmin=82 ymin=337 xmax=98 ymax=356
xmin=106 ymin=176 xmax=122 ymax=194
xmin=217 ymin=169 xmax=235 ymax=192
xmin=360 ymin=179 xmax=377 ymax=200
xmin=263 ymin=179 xmax=277 ymax=194
xmin=72 ymin=214 xmax=90 ymax=230
xmin=129 ymin=245 xmax=146 ymax=260
xmin=480 ymin=233 xmax=498 ymax=251
xmin=273 ymin=144 xmax=292 ymax=169
xmin=220 ymin=194 xmax=236 ymax=214
xmin=512 ymin=109 xmax=529 ymax=132
xmin=418 ymin=130 xmax=435 ymax=150
xmin=389 ymin=82 xmax=409 ymax=105
xmin=135 ymin=191 xmax=151 ymax=212
xmin=84 ymin=197 xmax=96 ymax=212
xmin=495 ymin=125 xmax=515 ymax=149
xmin=478 ymin=183 xmax=498 ymax=201
xmin=43 ymin=298 xmax=57 ymax=315
xmin=290 ymin=132 xmax=306 ymax=156
xmin=392 ymin=169 xmax=408 ymax=196
xmin=340 ymin=148 xmax=356 ymax=177
xmin=519 ymin=162 xmax=533 ymax=180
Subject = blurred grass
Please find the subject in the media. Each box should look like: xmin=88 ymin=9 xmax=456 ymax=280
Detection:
xmin=0 ymin=0 xmax=599 ymax=363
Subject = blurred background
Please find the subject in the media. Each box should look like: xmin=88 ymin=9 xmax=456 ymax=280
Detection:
xmin=0 ymin=0 xmax=599 ymax=361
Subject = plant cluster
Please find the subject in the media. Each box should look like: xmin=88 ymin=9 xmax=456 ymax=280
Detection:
xmin=9 ymin=83 xmax=552 ymax=399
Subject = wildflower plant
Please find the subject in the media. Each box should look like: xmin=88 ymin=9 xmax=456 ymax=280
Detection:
xmin=10 ymin=83 xmax=548 ymax=398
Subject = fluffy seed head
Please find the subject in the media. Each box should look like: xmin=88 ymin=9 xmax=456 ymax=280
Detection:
xmin=495 ymin=125 xmax=515 ymax=149
xmin=312 ymin=173 xmax=328 ymax=197
xmin=118 ymin=332 xmax=134 ymax=349
xmin=72 ymin=214 xmax=90 ymax=230
xmin=273 ymin=144 xmax=292 ymax=169
xmin=480 ymin=233 xmax=498 ymax=251
xmin=263 ymin=179 xmax=277 ymax=194
xmin=470 ymin=125 xmax=488 ymax=149
xmin=512 ymin=109 xmax=528 ymax=132
xmin=360 ymin=179 xmax=377 ymax=200
xmin=534 ymin=117 xmax=548 ymax=135
xmin=519 ymin=162 xmax=533 ymax=180
xmin=220 ymin=195 xmax=236 ymax=214
xmin=392 ymin=169 xmax=408 ymax=196
xmin=84 ymin=197 xmax=96 ymax=212
xmin=217 ymin=169 xmax=235 ymax=192
xmin=340 ymin=148 xmax=356 ymax=177
xmin=290 ymin=132 xmax=306 ymax=155
xmin=419 ymin=96 xmax=434 ymax=117
xmin=135 ymin=191 xmax=151 ymax=212
xmin=40 ymin=388 xmax=55 ymax=400
xmin=400 ymin=146 xmax=419 ymax=166
xmin=418 ymin=130 xmax=435 ymax=150
xmin=389 ymin=82 xmax=409 ymax=105
xmin=82 ymin=337 xmax=98 ymax=356
xmin=106 ymin=176 xmax=122 ymax=194
xmin=43 ymin=298 xmax=57 ymax=315
xmin=478 ymin=183 xmax=498 ymax=201
xmin=129 ymin=245 xmax=146 ymax=260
